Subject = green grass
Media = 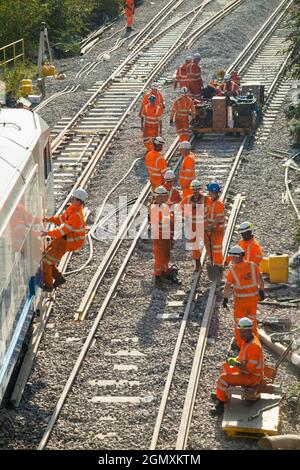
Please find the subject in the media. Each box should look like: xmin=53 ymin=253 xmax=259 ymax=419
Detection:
xmin=0 ymin=60 xmax=37 ymax=99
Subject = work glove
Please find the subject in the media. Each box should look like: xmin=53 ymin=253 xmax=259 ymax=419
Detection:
xmin=222 ymin=297 xmax=229 ymax=308
xmin=227 ymin=357 xmax=240 ymax=367
xmin=259 ymin=290 xmax=265 ymax=301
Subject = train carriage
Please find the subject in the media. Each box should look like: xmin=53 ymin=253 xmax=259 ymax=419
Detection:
xmin=0 ymin=108 xmax=54 ymax=403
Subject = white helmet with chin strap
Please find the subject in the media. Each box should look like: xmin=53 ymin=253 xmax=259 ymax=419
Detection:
xmin=72 ymin=188 xmax=88 ymax=203
xmin=238 ymin=221 xmax=254 ymax=234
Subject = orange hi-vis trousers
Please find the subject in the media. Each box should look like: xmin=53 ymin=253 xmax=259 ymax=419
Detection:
xmin=216 ymin=362 xmax=262 ymax=402
xmin=205 ymin=231 xmax=224 ymax=265
xmin=175 ymin=117 xmax=190 ymax=142
xmin=153 ymin=239 xmax=171 ymax=276
xmin=143 ymin=125 xmax=159 ymax=151
xmin=233 ymin=299 xmax=258 ymax=347
xmin=42 ymin=237 xmax=67 ymax=288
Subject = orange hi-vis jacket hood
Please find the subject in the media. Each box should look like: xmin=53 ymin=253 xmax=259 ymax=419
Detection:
xmin=238 ymin=335 xmax=264 ymax=379
xmin=48 ymin=204 xmax=86 ymax=252
xmin=239 ymin=237 xmax=263 ymax=265
xmin=178 ymin=152 xmax=195 ymax=189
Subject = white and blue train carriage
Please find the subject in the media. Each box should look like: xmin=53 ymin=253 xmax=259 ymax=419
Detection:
xmin=0 ymin=108 xmax=54 ymax=403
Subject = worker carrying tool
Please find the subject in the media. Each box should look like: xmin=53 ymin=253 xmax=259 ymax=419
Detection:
xmin=205 ymin=182 xmax=224 ymax=266
xmin=150 ymin=186 xmax=178 ymax=289
xmin=140 ymin=82 xmax=165 ymax=115
xmin=141 ymin=94 xmax=163 ymax=151
xmin=218 ymin=73 xmax=240 ymax=97
xmin=41 ymin=188 xmax=88 ymax=291
xmin=225 ymin=221 xmax=263 ymax=266
xmin=180 ymin=179 xmax=210 ymax=271
xmin=186 ymin=52 xmax=203 ymax=99
xmin=174 ymin=56 xmax=193 ymax=90
xmin=223 ymin=245 xmax=265 ymax=348
xmin=124 ymin=0 xmax=135 ymax=32
xmin=163 ymin=170 xmax=181 ymax=247
xmin=145 ymin=136 xmax=167 ymax=190
xmin=178 ymin=140 xmax=195 ymax=199
xmin=170 ymin=87 xmax=196 ymax=142
xmin=212 ymin=317 xmax=265 ymax=414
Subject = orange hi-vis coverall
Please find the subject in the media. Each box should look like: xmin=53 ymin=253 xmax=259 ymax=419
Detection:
xmin=218 ymin=80 xmax=240 ymax=97
xmin=42 ymin=205 xmax=86 ymax=288
xmin=170 ymin=95 xmax=196 ymax=142
xmin=239 ymin=237 xmax=263 ymax=265
xmin=216 ymin=335 xmax=264 ymax=402
xmin=178 ymin=152 xmax=196 ymax=199
xmin=186 ymin=61 xmax=203 ymax=98
xmin=180 ymin=193 xmax=209 ymax=260
xmin=145 ymin=149 xmax=167 ymax=190
xmin=125 ymin=0 xmax=134 ymax=28
xmin=163 ymin=181 xmax=181 ymax=243
xmin=174 ymin=63 xmax=189 ymax=89
xmin=205 ymin=198 xmax=225 ymax=265
xmin=226 ymin=261 xmax=261 ymax=347
xmin=150 ymin=202 xmax=171 ymax=277
xmin=140 ymin=90 xmax=165 ymax=114
xmin=141 ymin=103 xmax=163 ymax=150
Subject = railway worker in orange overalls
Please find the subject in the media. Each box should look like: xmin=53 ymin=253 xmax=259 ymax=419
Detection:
xmin=145 ymin=136 xmax=167 ymax=190
xmin=180 ymin=179 xmax=210 ymax=272
xmin=141 ymin=94 xmax=163 ymax=152
xmin=41 ymin=188 xmax=88 ymax=291
xmin=225 ymin=222 xmax=263 ymax=267
xmin=140 ymin=82 xmax=165 ymax=116
xmin=150 ymin=186 xmax=173 ymax=289
xmin=170 ymin=87 xmax=196 ymax=142
xmin=218 ymin=73 xmax=240 ymax=97
xmin=230 ymin=70 xmax=240 ymax=86
xmin=125 ymin=0 xmax=135 ymax=32
xmin=212 ymin=317 xmax=264 ymax=415
xmin=163 ymin=169 xmax=181 ymax=248
xmin=223 ymin=245 xmax=265 ymax=348
xmin=174 ymin=56 xmax=193 ymax=90
xmin=205 ymin=182 xmax=224 ymax=266
xmin=187 ymin=52 xmax=203 ymax=100
xmin=178 ymin=140 xmax=195 ymax=199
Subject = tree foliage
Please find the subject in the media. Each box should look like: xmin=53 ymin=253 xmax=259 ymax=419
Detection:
xmin=285 ymin=1 xmax=300 ymax=79
xmin=0 ymin=0 xmax=121 ymax=52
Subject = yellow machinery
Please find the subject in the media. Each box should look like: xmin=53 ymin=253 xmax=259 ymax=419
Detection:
xmin=260 ymin=255 xmax=289 ymax=283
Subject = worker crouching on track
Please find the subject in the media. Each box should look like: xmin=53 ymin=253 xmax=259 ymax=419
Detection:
xmin=141 ymin=94 xmax=163 ymax=151
xmin=163 ymin=170 xmax=181 ymax=248
xmin=205 ymin=182 xmax=224 ymax=266
xmin=212 ymin=317 xmax=264 ymax=414
xmin=170 ymin=87 xmax=196 ymax=142
xmin=180 ymin=179 xmax=210 ymax=272
xmin=125 ymin=0 xmax=135 ymax=32
xmin=150 ymin=186 xmax=179 ymax=289
xmin=41 ymin=188 xmax=88 ymax=291
xmin=178 ymin=140 xmax=196 ymax=199
xmin=145 ymin=136 xmax=167 ymax=190
xmin=223 ymin=246 xmax=265 ymax=348
xmin=218 ymin=73 xmax=240 ymax=97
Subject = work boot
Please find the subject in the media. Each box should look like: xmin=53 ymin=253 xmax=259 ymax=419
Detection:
xmin=194 ymin=259 xmax=201 ymax=271
xmin=53 ymin=276 xmax=66 ymax=289
xmin=126 ymin=26 xmax=133 ymax=32
xmin=43 ymin=285 xmax=53 ymax=292
xmin=154 ymin=276 xmax=165 ymax=289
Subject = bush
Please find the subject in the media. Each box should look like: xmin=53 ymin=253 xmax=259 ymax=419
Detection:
xmin=1 ymin=61 xmax=36 ymax=100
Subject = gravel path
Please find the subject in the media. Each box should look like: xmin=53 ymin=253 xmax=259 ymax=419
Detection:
xmin=1 ymin=0 xmax=298 ymax=451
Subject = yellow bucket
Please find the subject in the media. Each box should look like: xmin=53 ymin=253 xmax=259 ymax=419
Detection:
xmin=41 ymin=64 xmax=56 ymax=77
xmin=20 ymin=79 xmax=32 ymax=95
xmin=260 ymin=257 xmax=269 ymax=274
xmin=268 ymin=254 xmax=289 ymax=284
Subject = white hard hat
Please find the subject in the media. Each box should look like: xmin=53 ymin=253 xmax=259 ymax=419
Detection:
xmin=194 ymin=53 xmax=201 ymax=60
xmin=224 ymin=73 xmax=231 ymax=81
xmin=186 ymin=55 xmax=193 ymax=61
xmin=72 ymin=187 xmax=88 ymax=203
xmin=179 ymin=140 xmax=191 ymax=150
xmin=228 ymin=245 xmax=245 ymax=257
xmin=151 ymin=82 xmax=158 ymax=89
xmin=154 ymin=185 xmax=168 ymax=195
xmin=179 ymin=87 xmax=188 ymax=95
xmin=190 ymin=179 xmax=201 ymax=189
xmin=237 ymin=317 xmax=253 ymax=329
xmin=238 ymin=221 xmax=254 ymax=234
xmin=164 ymin=170 xmax=175 ymax=181
xmin=153 ymin=136 xmax=165 ymax=145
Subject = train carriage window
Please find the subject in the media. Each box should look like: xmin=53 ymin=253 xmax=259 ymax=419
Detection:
xmin=43 ymin=142 xmax=52 ymax=182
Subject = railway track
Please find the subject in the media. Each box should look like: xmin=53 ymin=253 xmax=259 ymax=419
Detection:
xmin=32 ymin=1 xmax=294 ymax=450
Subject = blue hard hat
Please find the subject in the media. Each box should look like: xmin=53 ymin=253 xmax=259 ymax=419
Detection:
xmin=207 ymin=182 xmax=221 ymax=193
xmin=148 ymin=95 xmax=156 ymax=102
